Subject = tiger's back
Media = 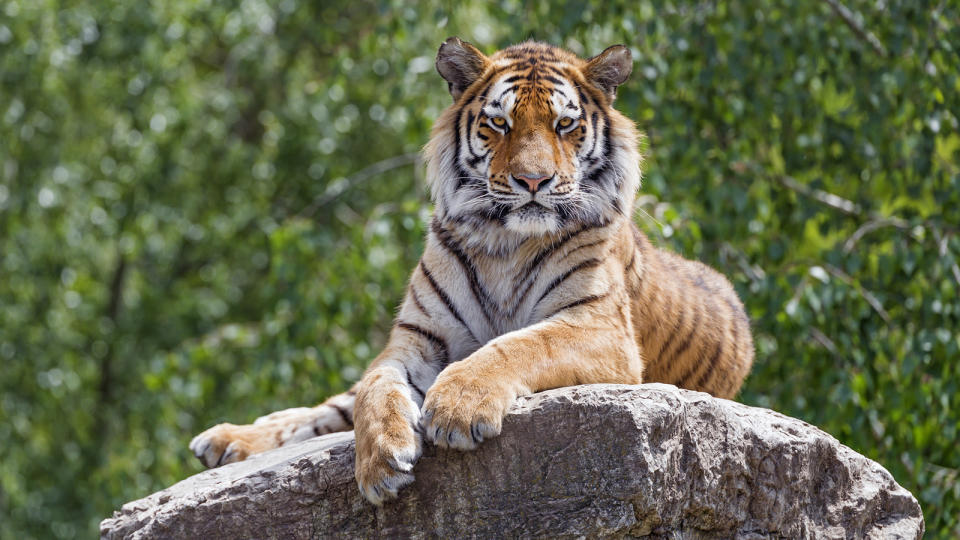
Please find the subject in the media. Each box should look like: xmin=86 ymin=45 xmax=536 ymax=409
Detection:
xmin=626 ymin=226 xmax=753 ymax=399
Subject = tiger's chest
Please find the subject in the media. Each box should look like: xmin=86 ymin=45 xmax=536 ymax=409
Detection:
xmin=422 ymin=222 xmax=620 ymax=363
xmin=460 ymin=258 xmax=545 ymax=343
xmin=455 ymin=252 xmax=594 ymax=345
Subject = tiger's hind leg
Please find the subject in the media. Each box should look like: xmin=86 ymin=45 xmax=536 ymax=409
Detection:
xmin=189 ymin=389 xmax=356 ymax=468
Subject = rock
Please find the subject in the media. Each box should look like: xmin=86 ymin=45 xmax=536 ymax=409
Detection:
xmin=100 ymin=384 xmax=923 ymax=539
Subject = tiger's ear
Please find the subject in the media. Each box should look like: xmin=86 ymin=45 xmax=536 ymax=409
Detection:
xmin=584 ymin=45 xmax=633 ymax=100
xmin=436 ymin=37 xmax=489 ymax=101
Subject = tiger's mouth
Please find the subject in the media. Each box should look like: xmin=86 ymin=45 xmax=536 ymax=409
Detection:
xmin=503 ymin=200 xmax=562 ymax=235
xmin=514 ymin=201 xmax=552 ymax=215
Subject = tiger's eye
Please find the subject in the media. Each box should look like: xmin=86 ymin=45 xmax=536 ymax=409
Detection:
xmin=558 ymin=117 xmax=574 ymax=129
xmin=490 ymin=116 xmax=507 ymax=128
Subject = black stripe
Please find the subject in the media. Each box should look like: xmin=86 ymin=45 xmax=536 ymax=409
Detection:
xmin=453 ymin=106 xmax=472 ymax=190
xmin=544 ymin=293 xmax=608 ymax=319
xmin=718 ymin=299 xmax=743 ymax=396
xmin=476 ymin=78 xmax=494 ymax=100
xmin=602 ymin=109 xmax=612 ymax=156
xmin=544 ymin=64 xmax=568 ymax=78
xmin=329 ymin=403 xmax=353 ymax=427
xmin=454 ymin=105 xmax=463 ymax=155
xmin=666 ymin=309 xmax=704 ymax=379
xmin=464 ymin=66 xmax=506 ymax=103
xmin=495 ymin=88 xmax=512 ymax=106
xmin=502 ymin=50 xmax=560 ymax=61
xmin=405 ymin=368 xmax=426 ymax=401
xmin=543 ymin=75 xmax=565 ymax=85
xmin=420 ymin=262 xmax=479 ymax=343
xmin=465 ymin=110 xmax=485 ymax=162
xmin=536 ymin=258 xmax=603 ymax=305
xmin=724 ymin=294 xmax=751 ymax=326
xmin=655 ymin=297 xmax=688 ymax=359
xmin=431 ymin=220 xmax=497 ymax=327
xmin=639 ymin=280 xmax=665 ymax=343
xmin=580 ymin=76 xmax=609 ymax=106
xmin=558 ymin=239 xmax=605 ymax=262
xmin=466 ymin=152 xmax=488 ymax=169
xmin=519 ymin=224 xmax=595 ymax=280
xmin=577 ymin=88 xmax=591 ymax=106
xmin=624 ymin=246 xmax=642 ymax=296
xmin=692 ymin=271 xmax=717 ymax=293
xmin=681 ymin=341 xmax=723 ymax=389
xmin=611 ymin=197 xmax=624 ymax=215
xmin=724 ymin=315 xmax=740 ymax=393
xmin=397 ymin=321 xmax=450 ymax=367
xmin=508 ymin=224 xmax=600 ymax=316
xmin=586 ymin=112 xmax=600 ymax=159
xmin=674 ymin=312 xmax=723 ymax=390
xmin=409 ymin=286 xmax=429 ymax=317
xmin=599 ymin=110 xmax=613 ymax=181
xmin=477 ymin=202 xmax=511 ymax=226
xmin=585 ymin=111 xmax=614 ymax=184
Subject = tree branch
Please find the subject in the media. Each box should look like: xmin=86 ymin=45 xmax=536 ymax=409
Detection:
xmin=720 ymin=242 xmax=766 ymax=283
xmin=296 ymin=152 xmax=421 ymax=219
xmin=99 ymin=254 xmax=128 ymax=406
xmin=824 ymin=264 xmax=891 ymax=323
xmin=822 ymin=0 xmax=888 ymax=57
xmin=933 ymin=229 xmax=960 ymax=289
xmin=809 ymin=326 xmax=840 ymax=356
xmin=776 ymin=173 xmax=862 ymax=216
xmin=843 ymin=217 xmax=910 ymax=253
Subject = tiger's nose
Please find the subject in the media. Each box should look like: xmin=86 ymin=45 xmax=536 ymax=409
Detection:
xmin=515 ymin=173 xmax=553 ymax=194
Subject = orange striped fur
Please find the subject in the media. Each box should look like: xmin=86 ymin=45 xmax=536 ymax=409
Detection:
xmin=189 ymin=38 xmax=753 ymax=505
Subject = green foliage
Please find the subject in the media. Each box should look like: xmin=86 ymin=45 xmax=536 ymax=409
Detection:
xmin=0 ymin=0 xmax=957 ymax=537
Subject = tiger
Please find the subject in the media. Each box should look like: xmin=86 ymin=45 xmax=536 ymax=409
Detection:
xmin=189 ymin=37 xmax=754 ymax=505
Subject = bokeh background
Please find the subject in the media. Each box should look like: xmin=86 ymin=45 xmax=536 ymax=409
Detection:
xmin=1 ymin=0 xmax=958 ymax=537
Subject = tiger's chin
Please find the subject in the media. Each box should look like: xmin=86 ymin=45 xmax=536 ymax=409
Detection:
xmin=503 ymin=202 xmax=562 ymax=236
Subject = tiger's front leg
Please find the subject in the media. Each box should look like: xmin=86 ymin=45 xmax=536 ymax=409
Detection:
xmin=352 ymin=327 xmax=443 ymax=504
xmin=189 ymin=390 xmax=357 ymax=468
xmin=422 ymin=301 xmax=642 ymax=450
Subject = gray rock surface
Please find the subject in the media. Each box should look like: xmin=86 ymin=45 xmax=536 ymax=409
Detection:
xmin=100 ymin=384 xmax=923 ymax=539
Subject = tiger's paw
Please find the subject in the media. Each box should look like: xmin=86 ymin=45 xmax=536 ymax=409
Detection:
xmin=354 ymin=382 xmax=423 ymax=505
xmin=190 ymin=408 xmax=317 ymax=468
xmin=189 ymin=423 xmax=265 ymax=468
xmin=354 ymin=433 xmax=421 ymax=505
xmin=420 ymin=363 xmax=514 ymax=451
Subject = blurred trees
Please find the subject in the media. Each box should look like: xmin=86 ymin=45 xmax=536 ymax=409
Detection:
xmin=0 ymin=0 xmax=957 ymax=537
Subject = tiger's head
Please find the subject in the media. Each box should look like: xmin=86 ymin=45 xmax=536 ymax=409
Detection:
xmin=425 ymin=38 xmax=642 ymax=242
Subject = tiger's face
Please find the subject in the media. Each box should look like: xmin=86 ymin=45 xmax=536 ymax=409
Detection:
xmin=426 ymin=39 xmax=641 ymax=240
